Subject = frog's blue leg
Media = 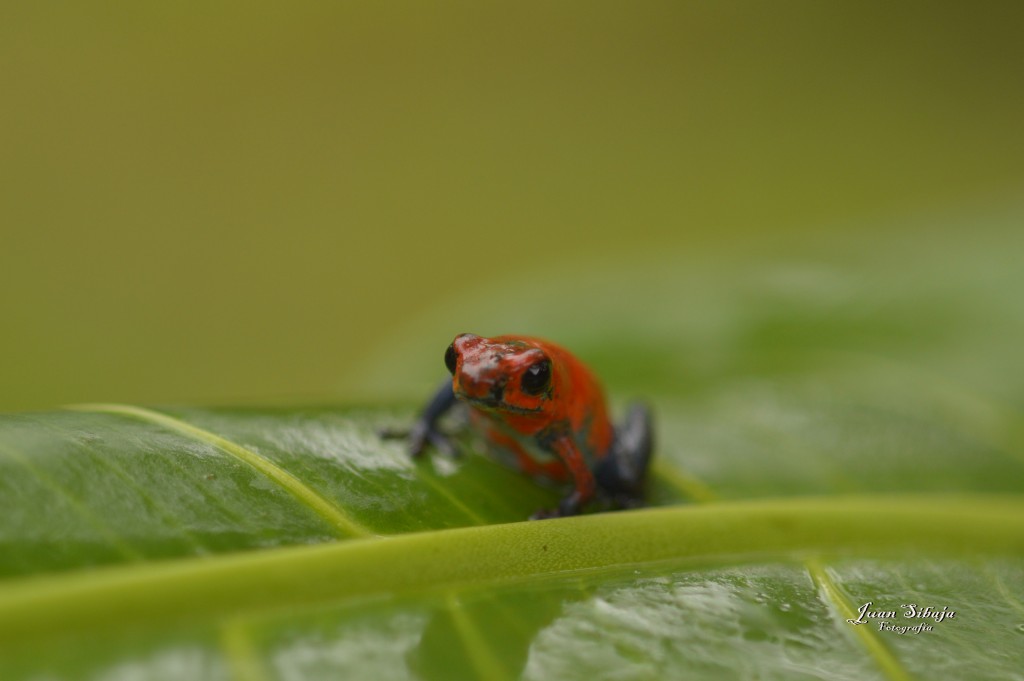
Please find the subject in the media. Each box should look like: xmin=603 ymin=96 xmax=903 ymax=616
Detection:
xmin=419 ymin=379 xmax=457 ymax=427
xmin=380 ymin=379 xmax=459 ymax=458
xmin=595 ymin=403 xmax=653 ymax=506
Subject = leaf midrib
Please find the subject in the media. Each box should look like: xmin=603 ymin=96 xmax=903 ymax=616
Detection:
xmin=0 ymin=495 xmax=1021 ymax=648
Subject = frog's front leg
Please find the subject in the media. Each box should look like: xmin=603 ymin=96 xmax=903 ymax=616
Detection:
xmin=379 ymin=379 xmax=459 ymax=458
xmin=530 ymin=435 xmax=596 ymax=520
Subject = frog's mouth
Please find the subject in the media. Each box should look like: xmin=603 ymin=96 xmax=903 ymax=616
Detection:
xmin=460 ymin=395 xmax=542 ymax=415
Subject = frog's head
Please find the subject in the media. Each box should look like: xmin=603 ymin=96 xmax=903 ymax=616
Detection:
xmin=446 ymin=334 xmax=554 ymax=417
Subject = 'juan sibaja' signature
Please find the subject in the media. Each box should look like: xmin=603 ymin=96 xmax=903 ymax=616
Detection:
xmin=847 ymin=602 xmax=956 ymax=634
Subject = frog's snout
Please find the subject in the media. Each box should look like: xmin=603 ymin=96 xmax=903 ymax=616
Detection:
xmin=454 ymin=371 xmax=505 ymax=404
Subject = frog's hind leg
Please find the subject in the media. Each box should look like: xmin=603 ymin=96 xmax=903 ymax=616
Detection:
xmin=596 ymin=403 xmax=653 ymax=507
xmin=598 ymin=403 xmax=651 ymax=503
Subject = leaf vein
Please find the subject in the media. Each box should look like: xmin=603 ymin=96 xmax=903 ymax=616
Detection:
xmin=805 ymin=558 xmax=915 ymax=681
xmin=0 ymin=442 xmax=144 ymax=563
xmin=83 ymin=449 xmax=210 ymax=554
xmin=67 ymin=404 xmax=373 ymax=539
xmin=1 ymin=496 xmax=1020 ymax=646
xmin=446 ymin=592 xmax=511 ymax=681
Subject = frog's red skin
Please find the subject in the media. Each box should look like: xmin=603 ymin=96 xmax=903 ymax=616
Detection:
xmin=451 ymin=334 xmax=613 ymax=500
xmin=385 ymin=332 xmax=653 ymax=519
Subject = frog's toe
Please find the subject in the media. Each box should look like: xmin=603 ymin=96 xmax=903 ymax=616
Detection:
xmin=378 ymin=425 xmax=421 ymax=455
xmin=377 ymin=426 xmax=407 ymax=439
xmin=611 ymin=492 xmax=645 ymax=510
xmin=425 ymin=430 xmax=461 ymax=458
xmin=379 ymin=421 xmax=455 ymax=459
xmin=531 ymin=494 xmax=584 ymax=519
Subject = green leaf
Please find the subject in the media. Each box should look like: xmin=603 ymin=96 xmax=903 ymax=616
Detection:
xmin=3 ymin=200 xmax=1024 ymax=679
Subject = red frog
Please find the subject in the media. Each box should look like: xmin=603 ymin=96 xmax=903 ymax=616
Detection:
xmin=387 ymin=333 xmax=653 ymax=519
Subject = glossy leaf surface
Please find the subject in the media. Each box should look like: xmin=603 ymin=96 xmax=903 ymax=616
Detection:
xmin=2 ymin=200 xmax=1024 ymax=679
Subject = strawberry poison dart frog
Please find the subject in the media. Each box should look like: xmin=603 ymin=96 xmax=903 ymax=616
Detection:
xmin=386 ymin=334 xmax=653 ymax=519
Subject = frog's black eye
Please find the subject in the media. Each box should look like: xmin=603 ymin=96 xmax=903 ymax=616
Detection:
xmin=444 ymin=343 xmax=458 ymax=375
xmin=521 ymin=359 xmax=551 ymax=396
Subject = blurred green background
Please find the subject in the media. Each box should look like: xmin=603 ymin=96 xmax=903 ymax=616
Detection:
xmin=2 ymin=2 xmax=1023 ymax=412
